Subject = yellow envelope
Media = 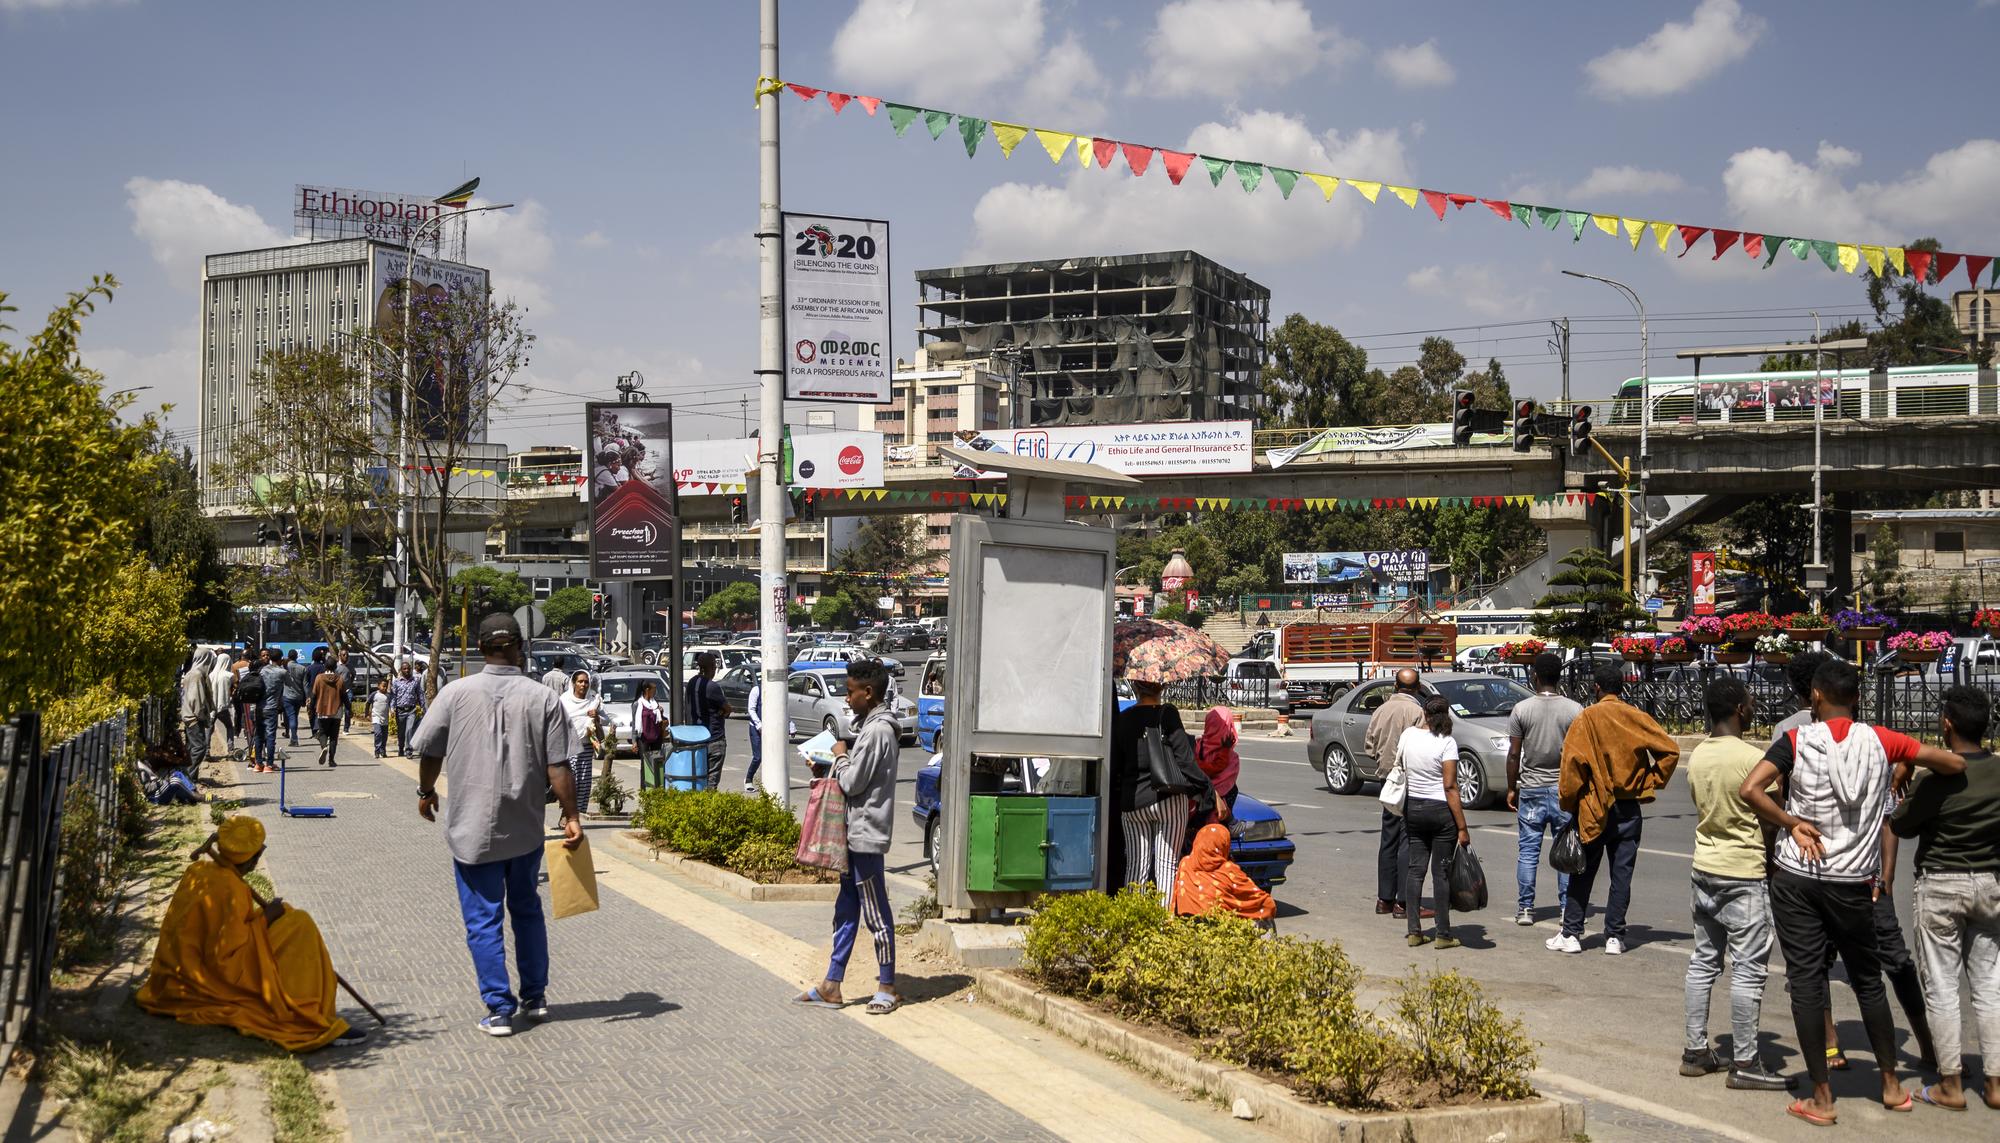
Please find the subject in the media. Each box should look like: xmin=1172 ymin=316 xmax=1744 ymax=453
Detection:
xmin=546 ymin=836 xmax=599 ymax=919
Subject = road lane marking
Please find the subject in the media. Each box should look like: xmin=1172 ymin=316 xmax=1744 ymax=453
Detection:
xmin=1266 ymin=801 xmax=1322 ymax=810
xmin=1532 ymin=1070 xmax=1779 ymax=1143
xmin=1477 ymin=825 xmax=1694 ymax=863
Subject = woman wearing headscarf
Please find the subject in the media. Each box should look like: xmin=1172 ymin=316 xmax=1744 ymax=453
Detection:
xmin=209 ymin=650 xmax=238 ymax=760
xmin=1195 ymin=707 xmax=1241 ymax=824
xmin=136 ymin=816 xmax=361 ymax=1050
xmin=633 ymin=679 xmax=667 ymax=790
xmin=558 ymin=670 xmax=600 ymax=808
xmin=1174 ymin=823 xmax=1275 ymax=922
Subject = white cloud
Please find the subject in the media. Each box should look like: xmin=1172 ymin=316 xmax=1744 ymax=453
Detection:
xmin=1376 ymin=40 xmax=1455 ymax=89
xmin=80 ymin=324 xmax=199 ymax=426
xmin=464 ymin=199 xmax=555 ymax=314
xmin=125 ymin=177 xmax=289 ymax=285
xmin=830 ymin=0 xmax=1046 ymax=105
xmin=1019 ymin=33 xmax=1107 ymax=121
xmin=1583 ymin=0 xmax=1765 ymax=99
xmin=1566 ymin=165 xmax=1689 ymax=199
xmin=1721 ymin=138 xmax=2000 ymax=244
xmin=962 ymin=110 xmax=1410 ymax=267
xmin=1137 ymin=0 xmax=1352 ymax=98
xmin=577 ymin=230 xmax=608 ymax=249
xmin=1405 ymin=263 xmax=1543 ymax=319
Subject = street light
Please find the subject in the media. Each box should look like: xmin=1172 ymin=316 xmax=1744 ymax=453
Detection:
xmin=1562 ymin=270 xmax=1649 ymax=594
xmin=390 ymin=201 xmax=514 ymax=661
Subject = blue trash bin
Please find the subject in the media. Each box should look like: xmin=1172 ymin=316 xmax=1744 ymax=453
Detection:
xmin=665 ymin=725 xmax=713 ymax=791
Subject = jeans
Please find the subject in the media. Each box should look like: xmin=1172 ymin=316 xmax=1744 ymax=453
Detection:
xmin=1770 ymin=868 xmax=1898 ymax=1088
xmin=395 ymin=708 xmax=420 ymax=755
xmin=1912 ymin=871 xmax=2000 ymax=1079
xmin=1514 ymin=785 xmax=1571 ymax=912
xmin=1377 ymin=807 xmax=1408 ymax=905
xmin=1562 ymin=798 xmax=1642 ymax=938
xmin=1403 ymin=798 xmax=1457 ymax=938
xmin=181 ymin=716 xmax=212 ymax=772
xmin=703 ymin=733 xmax=728 ymax=790
xmin=281 ymin=695 xmax=301 ymax=743
xmin=745 ymin=721 xmax=763 ymax=785
xmin=255 ymin=709 xmax=280 ymax=769
xmin=372 ymin=722 xmax=388 ymax=757
xmin=1685 ymin=871 xmax=1773 ymax=1062
xmin=826 ymin=851 xmax=895 ymax=986
xmin=316 ymin=716 xmax=340 ymax=766
xmin=453 ymin=848 xmax=549 ymax=1016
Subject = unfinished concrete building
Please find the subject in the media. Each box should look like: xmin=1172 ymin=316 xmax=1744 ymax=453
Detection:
xmin=914 ymin=251 xmax=1269 ymax=427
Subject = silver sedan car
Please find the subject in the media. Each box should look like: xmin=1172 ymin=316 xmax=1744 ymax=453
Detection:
xmin=1305 ymin=672 xmax=1535 ymax=810
xmin=785 ymin=667 xmax=917 ymax=746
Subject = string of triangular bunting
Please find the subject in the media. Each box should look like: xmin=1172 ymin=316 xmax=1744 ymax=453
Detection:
xmin=758 ymin=78 xmax=1999 ymax=287
xmin=808 ymin=488 xmax=1598 ymax=512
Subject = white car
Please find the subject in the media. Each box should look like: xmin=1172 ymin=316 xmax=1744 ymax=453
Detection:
xmin=785 ymin=666 xmax=917 ymax=745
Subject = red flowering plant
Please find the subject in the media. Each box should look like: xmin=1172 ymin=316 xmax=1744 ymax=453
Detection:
xmin=1720 ymin=612 xmax=1774 ymax=646
xmin=1975 ymin=608 xmax=2000 ymax=635
xmin=1610 ymin=635 xmax=1658 ymax=656
xmin=1656 ymin=637 xmax=1689 ymax=655
xmin=1496 ymin=639 xmax=1547 ymax=659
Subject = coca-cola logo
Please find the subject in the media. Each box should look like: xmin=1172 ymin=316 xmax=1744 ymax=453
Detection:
xmin=838 ymin=445 xmax=864 ymax=475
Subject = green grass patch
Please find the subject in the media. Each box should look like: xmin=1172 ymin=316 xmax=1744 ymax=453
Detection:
xmin=263 ymin=1056 xmax=332 ymax=1143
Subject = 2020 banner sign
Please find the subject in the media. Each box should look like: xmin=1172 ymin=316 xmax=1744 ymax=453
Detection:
xmin=783 ymin=211 xmax=892 ymax=404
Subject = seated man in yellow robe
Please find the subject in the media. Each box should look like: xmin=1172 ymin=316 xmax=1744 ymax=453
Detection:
xmin=136 ymin=816 xmax=362 ymax=1051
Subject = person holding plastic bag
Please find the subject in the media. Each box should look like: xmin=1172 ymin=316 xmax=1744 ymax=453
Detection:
xmin=1397 ymin=697 xmax=1470 ymax=949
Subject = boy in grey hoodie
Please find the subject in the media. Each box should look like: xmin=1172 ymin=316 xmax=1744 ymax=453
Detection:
xmin=796 ymin=658 xmax=902 ymax=1014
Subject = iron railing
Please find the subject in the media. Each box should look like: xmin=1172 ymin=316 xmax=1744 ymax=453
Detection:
xmin=0 ymin=696 xmax=167 ymax=1065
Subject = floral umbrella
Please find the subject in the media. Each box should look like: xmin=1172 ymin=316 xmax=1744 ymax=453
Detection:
xmin=1114 ymin=618 xmax=1232 ymax=685
xmin=1111 ymin=617 xmax=1180 ymax=675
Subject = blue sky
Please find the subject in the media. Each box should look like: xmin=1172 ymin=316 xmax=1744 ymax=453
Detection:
xmin=4 ymin=0 xmax=1996 ymax=451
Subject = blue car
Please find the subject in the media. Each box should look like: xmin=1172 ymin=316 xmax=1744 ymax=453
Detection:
xmin=910 ymin=760 xmax=1294 ymax=891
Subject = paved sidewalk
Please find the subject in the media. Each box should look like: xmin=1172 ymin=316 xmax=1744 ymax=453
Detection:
xmin=223 ymin=733 xmax=1265 ymax=1142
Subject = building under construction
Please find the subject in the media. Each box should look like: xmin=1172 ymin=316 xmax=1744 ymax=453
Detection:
xmin=914 ymin=251 xmax=1269 ymax=427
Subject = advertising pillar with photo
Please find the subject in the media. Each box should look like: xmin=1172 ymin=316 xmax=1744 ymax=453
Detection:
xmin=782 ymin=211 xmax=892 ymax=404
xmin=1690 ymin=551 xmax=1717 ymax=616
xmin=587 ymin=402 xmax=678 ymax=581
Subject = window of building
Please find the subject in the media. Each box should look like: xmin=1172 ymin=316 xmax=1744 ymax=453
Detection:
xmin=927 ymin=431 xmax=955 ymax=442
xmin=1935 ymin=531 xmax=1965 ymax=554
xmin=1853 ymin=531 xmax=1867 ymax=552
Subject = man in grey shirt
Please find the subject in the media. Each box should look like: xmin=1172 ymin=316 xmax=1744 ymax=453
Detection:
xmin=413 ymin=613 xmax=582 ymax=1038
xmin=1506 ymin=652 xmax=1583 ymax=925
xmin=797 ymin=658 xmax=901 ymax=1014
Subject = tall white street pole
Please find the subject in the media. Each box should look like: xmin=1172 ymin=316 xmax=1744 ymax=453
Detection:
xmin=389 ymin=201 xmax=513 ymax=663
xmin=1811 ymin=311 xmax=1824 ymax=612
xmin=756 ymin=0 xmax=791 ymax=806
xmin=1562 ymin=270 xmax=1648 ymax=594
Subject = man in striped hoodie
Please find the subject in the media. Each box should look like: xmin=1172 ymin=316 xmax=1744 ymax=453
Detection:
xmin=1739 ymin=658 xmax=1967 ymax=1127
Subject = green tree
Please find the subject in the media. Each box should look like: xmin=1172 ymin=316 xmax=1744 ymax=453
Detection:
xmin=1464 ymin=356 xmax=1511 ymax=412
xmin=695 ymin=581 xmax=760 ymax=627
xmin=1261 ymin=314 xmax=1374 ymax=428
xmin=811 ymin=588 xmax=863 ymax=629
xmin=543 ymin=584 xmax=594 ymax=633
xmin=1859 ymin=526 xmax=1905 ymax=608
xmin=1864 ymin=238 xmax=1982 ymax=367
xmin=0 ymin=277 xmax=187 ymax=722
xmin=1533 ymin=548 xmax=1650 ymax=648
xmin=137 ymin=442 xmax=231 ymax=640
xmin=449 ymin=566 xmax=532 ymax=617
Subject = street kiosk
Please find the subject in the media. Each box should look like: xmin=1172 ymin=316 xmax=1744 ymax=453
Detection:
xmin=932 ymin=444 xmax=1140 ymax=917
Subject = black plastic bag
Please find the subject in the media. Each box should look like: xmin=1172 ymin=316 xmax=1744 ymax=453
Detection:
xmin=1549 ymin=823 xmax=1586 ymax=875
xmin=1448 ymin=843 xmax=1489 ymax=913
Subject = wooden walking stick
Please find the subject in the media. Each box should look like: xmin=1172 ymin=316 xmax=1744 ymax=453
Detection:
xmin=334 ymin=972 xmax=387 ymax=1025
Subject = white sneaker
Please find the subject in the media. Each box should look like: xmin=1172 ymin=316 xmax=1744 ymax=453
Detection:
xmin=744 ymin=782 xmax=758 ymax=793
xmin=1514 ymin=908 xmax=1535 ymax=926
xmin=1545 ymin=933 xmax=1581 ymax=954
xmin=1604 ymin=936 xmax=1627 ymax=956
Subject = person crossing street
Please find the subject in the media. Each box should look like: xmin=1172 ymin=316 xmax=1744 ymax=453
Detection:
xmin=1506 ymin=652 xmax=1580 ymax=925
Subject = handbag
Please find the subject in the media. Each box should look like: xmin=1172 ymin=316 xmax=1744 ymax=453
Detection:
xmin=1376 ymin=764 xmax=1408 ymax=816
xmin=1549 ymin=823 xmax=1586 ymax=875
xmin=1142 ymin=725 xmax=1190 ymax=794
xmin=795 ymin=774 xmax=850 ymax=872
xmin=1448 ymin=842 xmax=1489 ymax=912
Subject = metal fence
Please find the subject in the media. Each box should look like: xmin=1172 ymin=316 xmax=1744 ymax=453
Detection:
xmin=0 ymin=697 xmax=164 ymax=1065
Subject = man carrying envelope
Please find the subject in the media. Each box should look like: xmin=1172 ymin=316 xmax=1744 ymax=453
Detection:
xmin=413 ymin=612 xmax=584 ymax=1038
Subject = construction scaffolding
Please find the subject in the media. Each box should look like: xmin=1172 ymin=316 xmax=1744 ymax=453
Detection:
xmin=915 ymin=251 xmax=1269 ymax=427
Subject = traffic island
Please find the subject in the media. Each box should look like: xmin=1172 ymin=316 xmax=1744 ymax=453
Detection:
xmin=977 ymin=970 xmax=1582 ymax=1143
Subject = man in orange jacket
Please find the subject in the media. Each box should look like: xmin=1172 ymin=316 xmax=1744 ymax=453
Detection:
xmin=1550 ymin=660 xmax=1680 ymax=956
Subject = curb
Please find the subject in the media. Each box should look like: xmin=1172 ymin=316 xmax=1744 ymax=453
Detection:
xmin=607 ymin=830 xmax=841 ymax=902
xmin=976 ymin=970 xmax=1584 ymax=1143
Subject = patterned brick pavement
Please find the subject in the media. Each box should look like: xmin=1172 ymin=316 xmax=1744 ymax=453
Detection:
xmin=231 ymin=736 xmax=1059 ymax=1143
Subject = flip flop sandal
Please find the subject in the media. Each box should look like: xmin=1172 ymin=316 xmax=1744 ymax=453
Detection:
xmin=1786 ymin=1099 xmax=1836 ymax=1127
xmin=1884 ymin=1089 xmax=1914 ymax=1113
xmin=1913 ymin=1085 xmax=1966 ymax=1111
xmin=865 ymin=992 xmax=901 ymax=1015
xmin=794 ymin=987 xmax=842 ymax=1010
xmin=1826 ymin=1048 xmax=1850 ymax=1071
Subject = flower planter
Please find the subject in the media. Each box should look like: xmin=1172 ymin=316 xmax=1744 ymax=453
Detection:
xmin=1786 ymin=627 xmax=1833 ymax=642
xmin=1844 ymin=625 xmax=1886 ymax=642
xmin=1690 ymin=632 xmax=1723 ymax=645
xmin=1762 ymin=653 xmax=1791 ymax=666
xmin=1898 ymin=649 xmax=1942 ymax=664
xmin=1620 ymin=650 xmax=1654 ymax=663
xmin=1714 ymin=651 xmax=1750 ymax=665
xmin=1504 ymin=653 xmax=1539 ymax=665
xmin=1657 ymin=651 xmax=1694 ymax=664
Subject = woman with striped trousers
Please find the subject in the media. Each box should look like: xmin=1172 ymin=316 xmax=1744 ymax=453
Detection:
xmin=1112 ymin=679 xmax=1197 ymax=905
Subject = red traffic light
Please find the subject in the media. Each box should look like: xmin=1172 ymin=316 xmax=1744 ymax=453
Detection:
xmin=1573 ymin=405 xmax=1593 ymax=421
xmin=1455 ymin=391 xmax=1475 ymax=410
xmin=1516 ymin=399 xmax=1535 ymax=417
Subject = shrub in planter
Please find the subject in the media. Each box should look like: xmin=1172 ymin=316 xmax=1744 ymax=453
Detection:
xmin=725 ymin=836 xmax=802 ymax=882
xmin=1019 ymin=885 xmax=1170 ymax=996
xmin=1391 ymin=969 xmax=1538 ymax=1101
xmin=631 ymin=787 xmax=800 ymax=865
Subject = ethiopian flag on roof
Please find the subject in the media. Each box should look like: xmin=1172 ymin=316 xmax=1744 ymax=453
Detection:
xmin=434 ymin=177 xmax=479 ymax=208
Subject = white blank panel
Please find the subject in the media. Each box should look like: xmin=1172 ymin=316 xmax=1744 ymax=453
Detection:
xmin=975 ymin=544 xmax=1107 ymax=737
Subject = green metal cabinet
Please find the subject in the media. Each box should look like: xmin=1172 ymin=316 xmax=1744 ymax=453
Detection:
xmin=966 ymin=795 xmax=1049 ymax=892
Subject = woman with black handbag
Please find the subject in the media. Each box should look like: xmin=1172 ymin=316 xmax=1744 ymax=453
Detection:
xmin=1398 ymin=697 xmax=1471 ymax=948
xmin=1111 ymin=678 xmax=1198 ymax=905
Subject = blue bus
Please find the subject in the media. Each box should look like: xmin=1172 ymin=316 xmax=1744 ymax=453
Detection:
xmin=232 ymin=604 xmax=393 ymax=660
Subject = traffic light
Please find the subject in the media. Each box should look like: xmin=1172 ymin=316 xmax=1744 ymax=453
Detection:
xmin=729 ymin=495 xmax=745 ymax=526
xmin=1512 ymin=399 xmax=1536 ymax=452
xmin=591 ymin=592 xmax=604 ymax=620
xmin=1451 ymin=388 xmax=1475 ymax=446
xmin=1569 ymin=405 xmax=1593 ymax=457
xmin=254 ymin=522 xmax=272 ymax=546
xmin=281 ymin=523 xmax=299 ymax=548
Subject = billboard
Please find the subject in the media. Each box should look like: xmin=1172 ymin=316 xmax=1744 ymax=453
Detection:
xmin=1282 ymin=550 xmax=1431 ymax=585
xmin=297 ymin=184 xmax=448 ymax=251
xmin=1691 ymin=551 xmax=1717 ymax=616
xmin=783 ymin=211 xmax=892 ymax=404
xmin=1267 ymin=423 xmax=1509 ymax=467
xmin=669 ymin=430 xmax=883 ymax=490
xmin=951 ymin=421 xmax=1253 ymax=478
xmin=587 ymin=402 xmax=678 ymax=579
xmin=370 ymin=247 xmax=490 ymax=440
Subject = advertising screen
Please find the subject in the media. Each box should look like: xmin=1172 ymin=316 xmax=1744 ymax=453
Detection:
xmin=587 ymin=402 xmax=678 ymax=580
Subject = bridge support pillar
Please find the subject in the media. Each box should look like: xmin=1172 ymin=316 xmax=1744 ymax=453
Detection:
xmin=1530 ymin=497 xmax=1600 ymax=567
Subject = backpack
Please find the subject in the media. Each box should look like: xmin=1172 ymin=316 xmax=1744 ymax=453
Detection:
xmin=236 ymin=671 xmax=266 ymax=708
xmin=639 ymin=702 xmax=662 ymax=745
